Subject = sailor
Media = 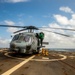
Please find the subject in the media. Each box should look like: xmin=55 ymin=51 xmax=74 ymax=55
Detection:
xmin=39 ymin=32 xmax=44 ymax=46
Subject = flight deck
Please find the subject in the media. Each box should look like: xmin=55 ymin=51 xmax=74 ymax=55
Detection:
xmin=0 ymin=49 xmax=75 ymax=75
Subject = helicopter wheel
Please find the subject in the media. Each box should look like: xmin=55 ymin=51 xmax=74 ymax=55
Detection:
xmin=37 ymin=50 xmax=40 ymax=54
xmin=34 ymin=49 xmax=40 ymax=54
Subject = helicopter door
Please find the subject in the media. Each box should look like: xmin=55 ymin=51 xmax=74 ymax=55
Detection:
xmin=31 ymin=36 xmax=37 ymax=50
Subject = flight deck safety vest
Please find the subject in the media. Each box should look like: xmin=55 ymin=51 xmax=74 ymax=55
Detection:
xmin=39 ymin=32 xmax=44 ymax=39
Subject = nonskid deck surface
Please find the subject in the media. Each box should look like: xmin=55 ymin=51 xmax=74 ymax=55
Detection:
xmin=0 ymin=49 xmax=75 ymax=75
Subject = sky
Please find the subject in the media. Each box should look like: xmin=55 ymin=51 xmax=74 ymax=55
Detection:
xmin=0 ymin=0 xmax=75 ymax=48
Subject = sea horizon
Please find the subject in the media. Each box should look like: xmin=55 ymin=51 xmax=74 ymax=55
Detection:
xmin=48 ymin=48 xmax=75 ymax=52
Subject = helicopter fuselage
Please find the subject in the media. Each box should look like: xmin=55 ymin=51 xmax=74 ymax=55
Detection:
xmin=9 ymin=32 xmax=38 ymax=54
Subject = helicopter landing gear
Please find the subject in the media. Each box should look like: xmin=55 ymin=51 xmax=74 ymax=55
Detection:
xmin=36 ymin=49 xmax=40 ymax=54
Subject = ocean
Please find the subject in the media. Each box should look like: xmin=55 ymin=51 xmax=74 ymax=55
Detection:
xmin=48 ymin=48 xmax=75 ymax=52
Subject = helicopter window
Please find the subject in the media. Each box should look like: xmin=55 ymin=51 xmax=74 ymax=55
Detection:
xmin=12 ymin=35 xmax=31 ymax=42
xmin=18 ymin=35 xmax=24 ymax=40
xmin=12 ymin=35 xmax=19 ymax=41
xmin=24 ymin=35 xmax=31 ymax=42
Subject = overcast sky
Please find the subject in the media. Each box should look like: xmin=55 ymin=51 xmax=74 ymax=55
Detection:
xmin=0 ymin=0 xmax=75 ymax=48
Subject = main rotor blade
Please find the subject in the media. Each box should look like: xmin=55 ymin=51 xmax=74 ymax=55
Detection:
xmin=14 ymin=28 xmax=27 ymax=33
xmin=40 ymin=29 xmax=71 ymax=37
xmin=0 ymin=25 xmax=27 ymax=28
xmin=40 ymin=27 xmax=75 ymax=31
xmin=50 ymin=27 xmax=75 ymax=31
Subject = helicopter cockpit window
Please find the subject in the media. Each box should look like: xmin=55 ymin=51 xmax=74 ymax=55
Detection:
xmin=12 ymin=34 xmax=31 ymax=42
xmin=12 ymin=35 xmax=19 ymax=41
xmin=24 ymin=35 xmax=31 ymax=42
xmin=18 ymin=35 xmax=24 ymax=40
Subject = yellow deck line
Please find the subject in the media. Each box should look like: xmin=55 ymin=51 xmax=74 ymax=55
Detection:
xmin=2 ymin=55 xmax=35 ymax=75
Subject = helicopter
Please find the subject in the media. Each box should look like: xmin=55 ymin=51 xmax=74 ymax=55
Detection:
xmin=0 ymin=25 xmax=75 ymax=54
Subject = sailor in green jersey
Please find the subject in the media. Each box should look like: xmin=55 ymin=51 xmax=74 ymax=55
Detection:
xmin=39 ymin=32 xmax=44 ymax=46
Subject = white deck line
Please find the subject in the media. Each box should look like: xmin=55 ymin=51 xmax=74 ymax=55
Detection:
xmin=31 ymin=54 xmax=67 ymax=61
xmin=1 ymin=55 xmax=35 ymax=75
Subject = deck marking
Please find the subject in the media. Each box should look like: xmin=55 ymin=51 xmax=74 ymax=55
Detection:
xmin=4 ymin=52 xmax=26 ymax=60
xmin=42 ymin=57 xmax=49 ymax=59
xmin=2 ymin=55 xmax=35 ymax=75
xmin=31 ymin=54 xmax=67 ymax=61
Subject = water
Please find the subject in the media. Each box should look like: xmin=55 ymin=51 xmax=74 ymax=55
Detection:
xmin=48 ymin=48 xmax=75 ymax=52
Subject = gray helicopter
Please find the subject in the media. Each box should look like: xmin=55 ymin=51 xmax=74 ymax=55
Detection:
xmin=0 ymin=25 xmax=74 ymax=54
xmin=10 ymin=26 xmax=49 ymax=54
